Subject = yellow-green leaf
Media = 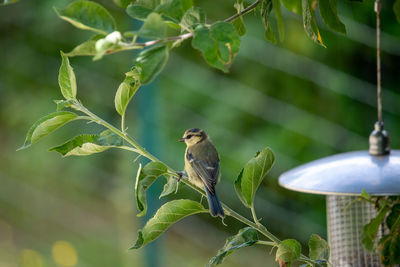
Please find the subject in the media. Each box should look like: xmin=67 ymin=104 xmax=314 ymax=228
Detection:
xmin=131 ymin=199 xmax=206 ymax=249
xmin=138 ymin=12 xmax=166 ymax=39
xmin=115 ymin=67 xmax=141 ymax=116
xmin=308 ymin=234 xmax=329 ymax=261
xmin=234 ymin=147 xmax=275 ymax=207
xmin=59 ymin=52 xmax=77 ymax=99
xmin=208 ymin=227 xmax=258 ymax=266
xmin=281 ymin=0 xmax=302 ymax=15
xmin=394 ymin=0 xmax=400 ymax=23
xmin=49 ymin=130 xmax=124 ymax=157
xmin=318 ymin=0 xmax=346 ymax=34
xmin=159 ymin=175 xmax=179 ymax=198
xmin=261 ymin=0 xmax=277 ymax=44
xmin=55 ymin=0 xmax=116 ymax=35
xmin=135 ymin=45 xmax=169 ymax=84
xmin=272 ymin=0 xmax=284 ymax=41
xmin=135 ymin=161 xmax=168 ymax=217
xmin=276 ymin=239 xmax=301 ymax=265
xmin=19 ymin=111 xmax=79 ymax=150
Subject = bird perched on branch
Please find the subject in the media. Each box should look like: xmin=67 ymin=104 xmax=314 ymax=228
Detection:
xmin=179 ymin=128 xmax=225 ymax=218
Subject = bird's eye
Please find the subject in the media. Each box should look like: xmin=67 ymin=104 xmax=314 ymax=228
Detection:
xmin=186 ymin=135 xmax=193 ymax=139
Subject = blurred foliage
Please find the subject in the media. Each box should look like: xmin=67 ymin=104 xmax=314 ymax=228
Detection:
xmin=0 ymin=0 xmax=399 ymax=266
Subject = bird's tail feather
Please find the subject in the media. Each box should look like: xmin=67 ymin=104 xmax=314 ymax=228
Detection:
xmin=205 ymin=188 xmax=225 ymax=218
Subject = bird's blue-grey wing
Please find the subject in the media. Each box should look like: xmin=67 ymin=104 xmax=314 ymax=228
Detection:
xmin=186 ymin=149 xmax=219 ymax=194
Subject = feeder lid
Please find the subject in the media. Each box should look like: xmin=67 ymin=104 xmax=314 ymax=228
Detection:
xmin=279 ymin=150 xmax=400 ymax=196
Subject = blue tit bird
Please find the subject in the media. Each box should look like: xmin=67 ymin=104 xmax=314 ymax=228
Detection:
xmin=179 ymin=128 xmax=225 ymax=218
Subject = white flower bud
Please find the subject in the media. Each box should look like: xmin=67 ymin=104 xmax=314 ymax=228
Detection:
xmin=95 ymin=39 xmax=111 ymax=52
xmin=105 ymin=31 xmax=122 ymax=44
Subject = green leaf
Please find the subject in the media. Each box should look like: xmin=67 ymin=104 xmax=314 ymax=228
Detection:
xmin=234 ymin=148 xmax=275 ymax=207
xmin=138 ymin=12 xmax=167 ymax=39
xmin=234 ymin=169 xmax=247 ymax=206
xmin=0 ymin=0 xmax=18 ymax=6
xmin=379 ymin=234 xmax=400 ymax=265
xmin=18 ymin=112 xmax=79 ymax=150
xmin=276 ymin=239 xmax=301 ymax=266
xmin=126 ymin=0 xmax=160 ymax=20
xmin=302 ymin=0 xmax=325 ymax=47
xmin=208 ymin=227 xmax=258 ymax=266
xmin=180 ymin=0 xmax=193 ymax=11
xmin=49 ymin=130 xmax=123 ymax=157
xmin=59 ymin=52 xmax=77 ymax=100
xmin=180 ymin=6 xmax=205 ymax=32
xmin=281 ymin=0 xmax=302 ymax=15
xmin=154 ymin=0 xmax=185 ymax=23
xmin=66 ymin=35 xmax=103 ymax=57
xmin=272 ymin=0 xmax=284 ymax=41
xmin=394 ymin=0 xmax=400 ymax=24
xmin=318 ymin=0 xmax=346 ymax=34
xmin=192 ymin=22 xmax=241 ymax=72
xmin=308 ymin=234 xmax=329 ymax=261
xmin=361 ymin=188 xmax=371 ymax=200
xmin=386 ymin=204 xmax=400 ymax=231
xmin=126 ymin=5 xmax=153 ymax=20
xmin=55 ymin=0 xmax=117 ymax=35
xmin=211 ymin=22 xmax=240 ymax=57
xmin=362 ymin=205 xmax=391 ymax=251
xmin=232 ymin=17 xmax=246 ymax=37
xmin=135 ymin=161 xmax=168 ymax=217
xmin=192 ymin=26 xmax=225 ymax=71
xmin=135 ymin=45 xmax=169 ymax=84
xmin=264 ymin=25 xmax=277 ymax=44
xmin=115 ymin=67 xmax=141 ymax=116
xmin=232 ymin=2 xmax=246 ymax=36
xmin=261 ymin=0 xmax=277 ymax=44
xmin=159 ymin=175 xmax=179 ymax=198
xmin=379 ymin=234 xmax=400 ymax=266
xmin=113 ymin=0 xmax=131 ymax=8
xmin=131 ymin=199 xmax=206 ymax=248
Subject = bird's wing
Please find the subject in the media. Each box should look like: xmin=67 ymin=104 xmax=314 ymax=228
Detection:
xmin=186 ymin=149 xmax=219 ymax=194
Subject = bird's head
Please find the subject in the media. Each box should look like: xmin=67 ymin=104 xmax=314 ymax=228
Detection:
xmin=179 ymin=128 xmax=207 ymax=146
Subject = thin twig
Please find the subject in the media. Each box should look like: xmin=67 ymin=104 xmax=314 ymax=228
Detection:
xmin=224 ymin=0 xmax=262 ymax=23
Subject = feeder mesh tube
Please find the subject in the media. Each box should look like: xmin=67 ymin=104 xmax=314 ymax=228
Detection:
xmin=327 ymin=196 xmax=382 ymax=267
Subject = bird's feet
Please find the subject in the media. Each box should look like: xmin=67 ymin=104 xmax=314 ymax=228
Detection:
xmin=175 ymin=171 xmax=187 ymax=182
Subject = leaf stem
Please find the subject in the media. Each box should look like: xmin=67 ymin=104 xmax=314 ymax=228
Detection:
xmin=121 ymin=112 xmax=126 ymax=134
xmin=256 ymin=240 xmax=276 ymax=247
xmin=251 ymin=205 xmax=260 ymax=225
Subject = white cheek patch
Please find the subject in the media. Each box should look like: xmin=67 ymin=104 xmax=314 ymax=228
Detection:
xmin=206 ymin=166 xmax=215 ymax=170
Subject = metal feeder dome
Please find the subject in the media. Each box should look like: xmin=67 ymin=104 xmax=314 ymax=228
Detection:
xmin=279 ymin=123 xmax=400 ymax=267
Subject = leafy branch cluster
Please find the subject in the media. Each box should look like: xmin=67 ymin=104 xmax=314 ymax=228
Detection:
xmin=19 ymin=47 xmax=330 ymax=267
xmin=54 ymin=0 xmax=360 ymax=79
xmin=357 ymin=191 xmax=400 ymax=266
xmin=16 ymin=0 xmax=400 ymax=266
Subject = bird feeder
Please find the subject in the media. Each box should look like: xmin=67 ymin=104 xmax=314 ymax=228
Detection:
xmin=279 ymin=1 xmax=400 ymax=266
xmin=279 ymin=128 xmax=399 ymax=266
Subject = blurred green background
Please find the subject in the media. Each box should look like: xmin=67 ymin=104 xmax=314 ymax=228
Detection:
xmin=0 ymin=0 xmax=399 ymax=266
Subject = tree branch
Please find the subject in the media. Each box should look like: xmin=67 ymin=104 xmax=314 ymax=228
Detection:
xmin=71 ymin=100 xmax=280 ymax=244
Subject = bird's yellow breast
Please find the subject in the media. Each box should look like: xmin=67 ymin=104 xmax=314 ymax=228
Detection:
xmin=184 ymin=147 xmax=204 ymax=188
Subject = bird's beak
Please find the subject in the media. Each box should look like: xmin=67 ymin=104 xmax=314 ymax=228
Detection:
xmin=178 ymin=137 xmax=185 ymax=142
